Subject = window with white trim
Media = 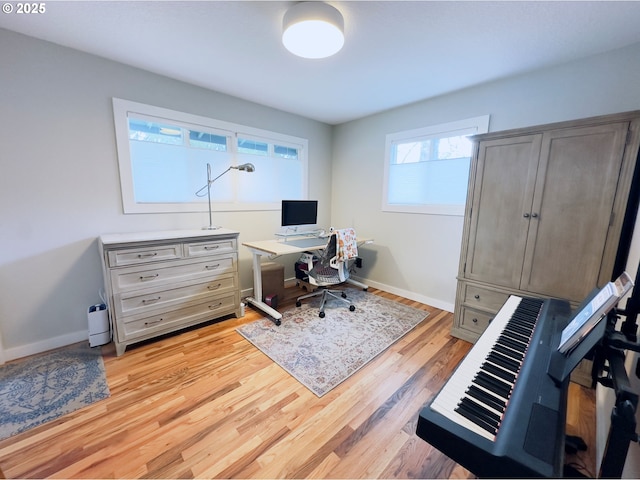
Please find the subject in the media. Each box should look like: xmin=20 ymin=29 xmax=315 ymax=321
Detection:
xmin=383 ymin=115 xmax=490 ymax=216
xmin=112 ymin=98 xmax=308 ymax=214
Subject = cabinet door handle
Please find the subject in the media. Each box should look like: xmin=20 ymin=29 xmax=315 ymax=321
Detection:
xmin=139 ymin=273 xmax=159 ymax=281
xmin=142 ymin=296 xmax=161 ymax=304
xmin=531 ymin=212 xmax=539 ymax=218
xmin=523 ymin=213 xmax=530 ymax=218
xmin=208 ymin=283 xmax=222 ymax=290
xmin=205 ymin=264 xmax=221 ymax=270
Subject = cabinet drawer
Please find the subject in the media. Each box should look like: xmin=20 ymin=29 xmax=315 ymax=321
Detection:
xmin=114 ymin=274 xmax=238 ymax=317
xmin=120 ymin=293 xmax=238 ymax=341
xmin=111 ymin=254 xmax=237 ymax=293
xmin=459 ymin=307 xmax=493 ymax=336
xmin=462 ymin=284 xmax=510 ymax=312
xmin=185 ymin=238 xmax=237 ymax=257
xmin=108 ymin=244 xmax=182 ymax=267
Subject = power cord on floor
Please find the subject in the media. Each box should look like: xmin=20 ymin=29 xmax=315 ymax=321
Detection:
xmin=564 ymin=459 xmax=594 ymax=478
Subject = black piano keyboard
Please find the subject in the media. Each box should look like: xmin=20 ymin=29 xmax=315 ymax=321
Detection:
xmin=453 ymin=298 xmax=544 ymax=436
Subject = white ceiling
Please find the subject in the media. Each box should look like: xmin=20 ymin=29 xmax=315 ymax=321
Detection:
xmin=2 ymin=1 xmax=640 ymax=125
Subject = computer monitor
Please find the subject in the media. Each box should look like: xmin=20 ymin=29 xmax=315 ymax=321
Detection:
xmin=281 ymin=200 xmax=318 ymax=227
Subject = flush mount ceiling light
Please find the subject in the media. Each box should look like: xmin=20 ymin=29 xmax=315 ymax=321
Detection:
xmin=282 ymin=2 xmax=345 ymax=59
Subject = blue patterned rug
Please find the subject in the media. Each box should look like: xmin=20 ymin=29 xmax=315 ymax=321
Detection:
xmin=237 ymin=289 xmax=428 ymax=397
xmin=0 ymin=342 xmax=110 ymax=440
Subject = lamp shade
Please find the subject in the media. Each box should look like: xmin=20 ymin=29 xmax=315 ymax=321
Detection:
xmin=236 ymin=163 xmax=255 ymax=172
xmin=282 ymin=2 xmax=344 ymax=59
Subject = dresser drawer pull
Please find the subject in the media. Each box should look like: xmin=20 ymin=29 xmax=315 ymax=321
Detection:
xmin=207 ymin=283 xmax=222 ymax=290
xmin=205 ymin=264 xmax=221 ymax=270
xmin=144 ymin=318 xmax=163 ymax=326
xmin=204 ymin=245 xmax=220 ymax=250
xmin=142 ymin=296 xmax=161 ymax=304
xmin=208 ymin=302 xmax=223 ymax=310
xmin=472 ymin=318 xmax=478 ymax=323
xmin=138 ymin=252 xmax=158 ymax=258
xmin=474 ymin=294 xmax=480 ymax=299
xmin=139 ymin=273 xmax=159 ymax=281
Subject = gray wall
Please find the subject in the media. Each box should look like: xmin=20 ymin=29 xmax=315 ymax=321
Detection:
xmin=0 ymin=28 xmax=333 ymax=359
xmin=331 ymin=42 xmax=640 ymax=310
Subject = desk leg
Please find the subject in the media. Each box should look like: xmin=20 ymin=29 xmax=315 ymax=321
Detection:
xmin=245 ymin=251 xmax=283 ymax=326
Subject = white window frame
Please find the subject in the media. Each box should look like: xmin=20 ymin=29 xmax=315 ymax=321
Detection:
xmin=112 ymin=98 xmax=309 ymax=214
xmin=382 ymin=115 xmax=490 ymax=216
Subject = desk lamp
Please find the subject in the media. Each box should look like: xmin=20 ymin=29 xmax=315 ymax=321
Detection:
xmin=195 ymin=162 xmax=255 ymax=230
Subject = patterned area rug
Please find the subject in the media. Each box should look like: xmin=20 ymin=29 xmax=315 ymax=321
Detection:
xmin=0 ymin=342 xmax=110 ymax=440
xmin=237 ymin=288 xmax=429 ymax=396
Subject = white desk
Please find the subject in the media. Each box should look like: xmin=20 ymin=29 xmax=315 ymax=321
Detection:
xmin=242 ymin=237 xmax=371 ymax=325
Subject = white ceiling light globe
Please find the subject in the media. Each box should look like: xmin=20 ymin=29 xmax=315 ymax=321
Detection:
xmin=282 ymin=2 xmax=345 ymax=59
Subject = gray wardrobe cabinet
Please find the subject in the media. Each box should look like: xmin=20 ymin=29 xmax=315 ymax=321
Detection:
xmin=452 ymin=111 xmax=640 ymax=345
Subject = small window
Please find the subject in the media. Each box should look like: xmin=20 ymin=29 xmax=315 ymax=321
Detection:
xmin=189 ymin=130 xmax=228 ymax=151
xmin=128 ymin=119 xmax=183 ymax=145
xmin=383 ymin=115 xmax=490 ymax=216
xmin=274 ymin=145 xmax=299 ymax=159
xmin=238 ymin=138 xmax=269 ymax=155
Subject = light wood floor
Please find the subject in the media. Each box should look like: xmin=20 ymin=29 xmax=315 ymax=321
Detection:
xmin=0 ymin=288 xmax=596 ymax=478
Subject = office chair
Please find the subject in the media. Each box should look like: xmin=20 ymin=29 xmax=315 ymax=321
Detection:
xmin=295 ymin=228 xmax=358 ymax=318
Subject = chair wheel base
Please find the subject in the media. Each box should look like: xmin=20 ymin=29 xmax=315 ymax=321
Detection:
xmin=295 ymin=287 xmax=358 ymax=317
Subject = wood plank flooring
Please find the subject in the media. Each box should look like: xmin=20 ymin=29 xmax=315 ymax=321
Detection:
xmin=0 ymin=288 xmax=596 ymax=478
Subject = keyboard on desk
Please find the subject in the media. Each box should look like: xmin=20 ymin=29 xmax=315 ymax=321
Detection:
xmin=284 ymin=237 xmax=327 ymax=249
xmin=416 ymin=295 xmax=572 ymax=478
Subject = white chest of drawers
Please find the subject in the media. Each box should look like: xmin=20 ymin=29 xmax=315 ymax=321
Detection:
xmin=99 ymin=229 xmax=242 ymax=356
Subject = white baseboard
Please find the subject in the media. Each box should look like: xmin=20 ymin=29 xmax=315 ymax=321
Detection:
xmin=240 ymin=276 xmax=454 ymax=313
xmin=352 ymin=276 xmax=455 ymax=312
xmin=8 ymin=279 xmax=453 ymax=363
xmin=3 ymin=330 xmax=89 ymax=363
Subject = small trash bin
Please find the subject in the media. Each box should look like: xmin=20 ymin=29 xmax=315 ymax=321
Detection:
xmin=260 ymin=262 xmax=285 ymax=307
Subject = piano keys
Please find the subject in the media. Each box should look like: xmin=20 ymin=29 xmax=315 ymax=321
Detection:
xmin=429 ymin=296 xmax=542 ymax=441
xmin=416 ymin=295 xmax=572 ymax=478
